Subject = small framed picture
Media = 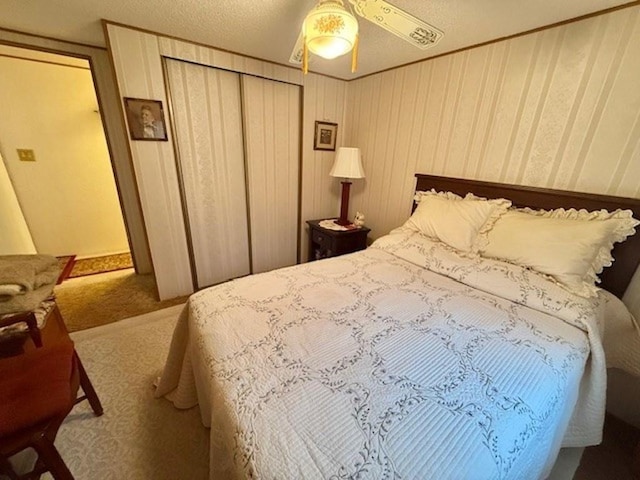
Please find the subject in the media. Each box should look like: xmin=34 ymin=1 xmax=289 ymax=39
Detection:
xmin=314 ymin=121 xmax=338 ymax=151
xmin=123 ymin=97 xmax=168 ymax=141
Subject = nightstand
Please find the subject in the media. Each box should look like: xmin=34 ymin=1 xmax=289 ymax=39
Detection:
xmin=306 ymin=219 xmax=370 ymax=261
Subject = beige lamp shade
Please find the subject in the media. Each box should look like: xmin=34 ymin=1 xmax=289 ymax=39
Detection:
xmin=330 ymin=147 xmax=365 ymax=179
xmin=303 ymin=0 xmax=359 ymax=60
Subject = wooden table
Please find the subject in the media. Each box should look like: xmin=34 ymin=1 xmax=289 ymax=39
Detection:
xmin=306 ymin=219 xmax=370 ymax=261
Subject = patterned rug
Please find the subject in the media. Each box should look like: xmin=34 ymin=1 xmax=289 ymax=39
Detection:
xmin=69 ymin=252 xmax=133 ymax=278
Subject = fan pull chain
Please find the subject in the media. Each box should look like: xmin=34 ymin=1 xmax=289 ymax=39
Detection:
xmin=351 ymin=34 xmax=359 ymax=73
xmin=303 ymin=38 xmax=309 ymax=74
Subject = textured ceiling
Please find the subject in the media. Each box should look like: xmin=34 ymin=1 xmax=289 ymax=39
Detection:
xmin=0 ymin=0 xmax=631 ymax=79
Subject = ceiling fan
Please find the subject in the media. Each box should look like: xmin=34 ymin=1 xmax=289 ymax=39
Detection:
xmin=289 ymin=0 xmax=444 ymax=72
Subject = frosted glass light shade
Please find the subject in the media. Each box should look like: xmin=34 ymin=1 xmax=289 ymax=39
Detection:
xmin=330 ymin=147 xmax=365 ymax=179
xmin=303 ymin=0 xmax=359 ymax=60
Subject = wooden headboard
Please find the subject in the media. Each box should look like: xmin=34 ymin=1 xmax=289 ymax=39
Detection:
xmin=414 ymin=174 xmax=640 ymax=298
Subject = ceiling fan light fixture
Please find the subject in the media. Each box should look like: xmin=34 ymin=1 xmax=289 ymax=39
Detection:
xmin=307 ymin=36 xmax=354 ymax=60
xmin=303 ymin=0 xmax=359 ymax=67
xmin=291 ymin=0 xmax=443 ymax=75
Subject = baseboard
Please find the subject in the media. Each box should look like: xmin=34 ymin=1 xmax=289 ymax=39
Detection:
xmin=74 ymin=250 xmax=131 ymax=260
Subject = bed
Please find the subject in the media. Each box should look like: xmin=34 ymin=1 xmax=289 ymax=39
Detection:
xmin=156 ymin=174 xmax=640 ymax=479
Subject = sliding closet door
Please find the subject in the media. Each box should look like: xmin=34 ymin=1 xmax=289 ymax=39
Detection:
xmin=165 ymin=59 xmax=250 ymax=288
xmin=242 ymin=76 xmax=301 ymax=274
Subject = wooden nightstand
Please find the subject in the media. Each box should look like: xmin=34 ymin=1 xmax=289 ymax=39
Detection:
xmin=306 ymin=219 xmax=370 ymax=261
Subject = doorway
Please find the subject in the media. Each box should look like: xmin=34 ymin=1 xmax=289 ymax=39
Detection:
xmin=0 ymin=44 xmax=183 ymax=331
xmin=0 ymin=44 xmax=132 ymax=272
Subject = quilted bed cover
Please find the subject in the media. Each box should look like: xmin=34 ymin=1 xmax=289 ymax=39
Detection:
xmin=156 ymin=231 xmax=607 ymax=480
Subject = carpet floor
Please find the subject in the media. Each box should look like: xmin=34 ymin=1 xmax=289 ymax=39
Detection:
xmin=34 ymin=306 xmax=639 ymax=480
xmin=54 ymin=269 xmax=188 ymax=332
xmin=42 ymin=305 xmax=209 ymax=479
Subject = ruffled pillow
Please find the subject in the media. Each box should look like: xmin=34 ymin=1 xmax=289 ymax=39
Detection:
xmin=481 ymin=208 xmax=639 ymax=297
xmin=414 ymin=189 xmax=463 ymax=203
xmin=396 ymin=189 xmax=511 ymax=255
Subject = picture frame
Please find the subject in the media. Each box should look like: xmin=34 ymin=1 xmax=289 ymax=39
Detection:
xmin=123 ymin=97 xmax=168 ymax=141
xmin=313 ymin=121 xmax=338 ymax=151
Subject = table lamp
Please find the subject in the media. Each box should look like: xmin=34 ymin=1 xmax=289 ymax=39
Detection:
xmin=330 ymin=147 xmax=365 ymax=226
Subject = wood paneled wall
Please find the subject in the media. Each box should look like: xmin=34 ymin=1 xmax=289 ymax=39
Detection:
xmin=165 ymin=60 xmax=251 ymax=289
xmin=242 ymin=76 xmax=301 ymax=273
xmin=106 ymin=7 xmax=639 ymax=304
xmin=345 ymin=6 xmax=640 ymax=237
xmin=105 ymin=23 xmax=347 ymax=297
xmin=300 ymin=73 xmax=349 ymax=259
xmin=344 ymin=6 xmax=640 ymax=307
xmin=107 ymin=25 xmax=194 ymax=299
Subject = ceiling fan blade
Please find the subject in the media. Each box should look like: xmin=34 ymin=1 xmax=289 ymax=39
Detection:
xmin=289 ymin=31 xmax=305 ymax=65
xmin=350 ymin=0 xmax=443 ymax=49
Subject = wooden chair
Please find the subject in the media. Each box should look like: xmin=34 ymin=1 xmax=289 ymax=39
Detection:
xmin=0 ymin=311 xmax=103 ymax=479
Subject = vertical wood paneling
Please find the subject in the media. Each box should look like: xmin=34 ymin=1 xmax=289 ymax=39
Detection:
xmin=108 ymin=24 xmax=194 ymax=299
xmin=165 ymin=59 xmax=250 ymax=288
xmin=107 ymin=24 xmax=347 ymax=288
xmin=107 ymin=25 xmax=347 ymax=298
xmin=300 ymin=73 xmax=348 ymax=261
xmin=569 ymin=8 xmax=640 ymax=193
xmin=344 ymin=5 xmax=640 ymax=304
xmin=347 ymin=6 xmax=640 ymax=237
xmin=242 ymin=75 xmax=301 ymax=273
xmin=158 ymin=37 xmax=303 ymax=86
xmin=544 ymin=15 xmax=608 ymax=188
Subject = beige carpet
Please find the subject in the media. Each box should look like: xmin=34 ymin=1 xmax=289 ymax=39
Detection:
xmin=27 ymin=305 xmax=638 ymax=480
xmin=54 ymin=269 xmax=188 ymax=332
xmin=41 ymin=305 xmax=209 ymax=480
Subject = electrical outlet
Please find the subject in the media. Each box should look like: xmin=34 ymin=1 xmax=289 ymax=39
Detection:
xmin=17 ymin=149 xmax=36 ymax=162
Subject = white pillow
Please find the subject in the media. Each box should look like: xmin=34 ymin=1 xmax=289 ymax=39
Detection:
xmin=481 ymin=208 xmax=639 ymax=297
xmin=398 ymin=190 xmax=511 ymax=254
xmin=414 ymin=189 xmax=463 ymax=202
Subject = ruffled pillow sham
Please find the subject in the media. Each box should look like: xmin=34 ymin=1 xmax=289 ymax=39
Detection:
xmin=480 ymin=208 xmax=639 ymax=297
xmin=396 ymin=189 xmax=511 ymax=255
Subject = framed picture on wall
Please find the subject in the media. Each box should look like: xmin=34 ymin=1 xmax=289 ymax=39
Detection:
xmin=123 ymin=97 xmax=168 ymax=141
xmin=314 ymin=121 xmax=338 ymax=151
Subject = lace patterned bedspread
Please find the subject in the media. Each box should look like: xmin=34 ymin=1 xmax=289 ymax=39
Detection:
xmin=156 ymin=231 xmax=606 ymax=479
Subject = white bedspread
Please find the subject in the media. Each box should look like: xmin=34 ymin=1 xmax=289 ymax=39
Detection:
xmin=156 ymin=232 xmax=606 ymax=479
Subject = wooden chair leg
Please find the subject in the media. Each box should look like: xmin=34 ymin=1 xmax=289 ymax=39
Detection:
xmin=32 ymin=434 xmax=74 ymax=480
xmin=0 ymin=456 xmax=19 ymax=480
xmin=74 ymin=352 xmax=103 ymax=416
xmin=632 ymin=440 xmax=640 ymax=479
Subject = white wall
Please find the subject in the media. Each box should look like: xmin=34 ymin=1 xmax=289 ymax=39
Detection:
xmin=106 ymin=23 xmax=347 ymax=299
xmin=0 ymin=55 xmax=129 ymax=258
xmin=0 ymin=28 xmax=153 ymax=273
xmin=344 ymin=5 xmax=640 ymax=309
xmin=0 ymin=152 xmax=36 ymax=254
